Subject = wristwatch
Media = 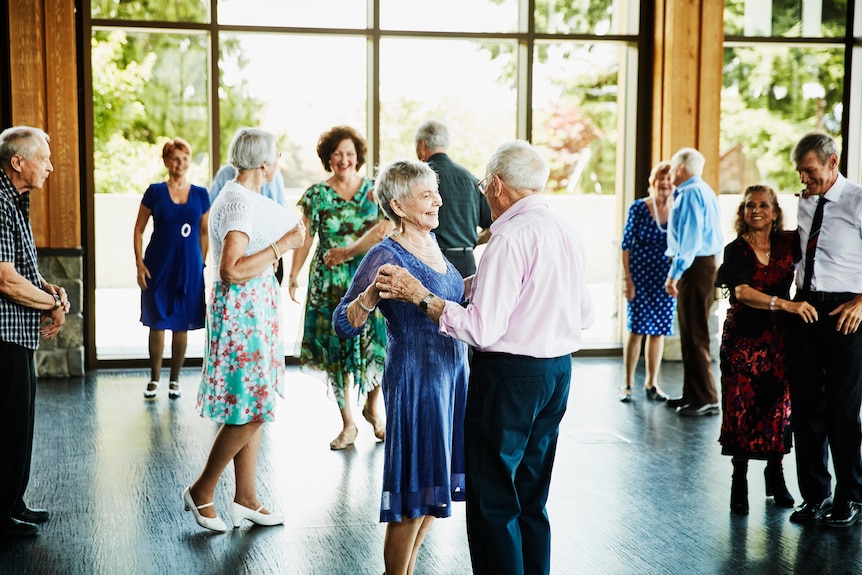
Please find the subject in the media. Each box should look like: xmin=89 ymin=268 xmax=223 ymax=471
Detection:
xmin=419 ymin=293 xmax=434 ymax=314
xmin=51 ymin=292 xmax=62 ymax=311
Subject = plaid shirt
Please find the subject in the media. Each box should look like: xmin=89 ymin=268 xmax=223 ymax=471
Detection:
xmin=0 ymin=169 xmax=42 ymax=349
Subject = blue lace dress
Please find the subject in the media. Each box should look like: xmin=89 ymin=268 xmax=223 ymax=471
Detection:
xmin=333 ymin=236 xmax=468 ymax=522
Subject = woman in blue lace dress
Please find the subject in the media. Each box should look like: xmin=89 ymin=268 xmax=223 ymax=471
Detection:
xmin=333 ymin=159 xmax=467 ymax=575
xmin=620 ymin=160 xmax=677 ymax=402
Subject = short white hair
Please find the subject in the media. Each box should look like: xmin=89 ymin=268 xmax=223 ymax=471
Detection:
xmin=227 ymin=127 xmax=277 ymax=171
xmin=670 ymin=147 xmax=705 ymax=177
xmin=485 ymin=140 xmax=549 ymax=193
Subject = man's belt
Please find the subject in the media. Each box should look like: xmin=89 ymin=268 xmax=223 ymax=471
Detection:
xmin=800 ymin=291 xmax=858 ymax=303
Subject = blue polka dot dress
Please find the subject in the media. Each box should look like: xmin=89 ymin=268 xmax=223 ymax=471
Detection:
xmin=621 ymin=199 xmax=676 ymax=335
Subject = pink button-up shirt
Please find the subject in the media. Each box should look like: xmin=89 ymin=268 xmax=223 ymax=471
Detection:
xmin=438 ymin=194 xmax=594 ymax=358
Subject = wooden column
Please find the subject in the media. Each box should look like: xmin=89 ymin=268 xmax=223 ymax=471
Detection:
xmin=652 ymin=0 xmax=724 ymax=189
xmin=7 ymin=0 xmax=80 ymax=248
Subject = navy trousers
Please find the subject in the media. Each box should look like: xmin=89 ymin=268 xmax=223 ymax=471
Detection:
xmin=787 ymin=295 xmax=862 ymax=506
xmin=0 ymin=341 xmax=37 ymax=522
xmin=465 ymin=350 xmax=571 ymax=575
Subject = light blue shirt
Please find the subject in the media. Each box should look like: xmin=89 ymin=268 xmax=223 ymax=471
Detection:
xmin=209 ymin=164 xmax=288 ymax=207
xmin=665 ymin=176 xmax=723 ymax=279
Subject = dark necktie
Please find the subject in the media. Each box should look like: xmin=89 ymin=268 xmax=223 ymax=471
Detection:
xmin=801 ymin=196 xmax=826 ymax=294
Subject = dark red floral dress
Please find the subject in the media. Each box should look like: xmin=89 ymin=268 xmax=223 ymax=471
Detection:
xmin=715 ymin=231 xmax=799 ymax=459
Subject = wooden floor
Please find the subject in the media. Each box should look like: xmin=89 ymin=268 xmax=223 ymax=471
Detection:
xmin=2 ymin=358 xmax=861 ymax=575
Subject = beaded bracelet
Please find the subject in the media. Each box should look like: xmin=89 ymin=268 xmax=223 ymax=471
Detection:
xmin=769 ymin=295 xmax=777 ymax=311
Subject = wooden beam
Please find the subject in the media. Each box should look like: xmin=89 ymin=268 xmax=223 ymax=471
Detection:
xmin=653 ymin=0 xmax=724 ymax=190
xmin=7 ymin=0 xmax=80 ymax=248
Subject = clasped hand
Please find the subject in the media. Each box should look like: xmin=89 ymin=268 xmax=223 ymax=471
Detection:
xmin=374 ymin=264 xmax=422 ymax=303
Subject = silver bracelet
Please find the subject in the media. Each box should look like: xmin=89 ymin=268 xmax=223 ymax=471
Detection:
xmin=769 ymin=295 xmax=777 ymax=311
xmin=356 ymin=296 xmax=376 ymax=314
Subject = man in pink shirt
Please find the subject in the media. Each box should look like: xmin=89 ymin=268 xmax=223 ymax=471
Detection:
xmin=374 ymin=140 xmax=594 ymax=575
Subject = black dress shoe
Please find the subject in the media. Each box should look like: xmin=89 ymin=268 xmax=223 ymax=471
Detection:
xmin=822 ymin=501 xmax=862 ymax=529
xmin=14 ymin=507 xmax=49 ymax=524
xmin=678 ymin=403 xmax=720 ymax=416
xmin=645 ymin=386 xmax=669 ymax=401
xmin=0 ymin=518 xmax=40 ymax=538
xmin=789 ymin=496 xmax=833 ymax=523
xmin=666 ymin=397 xmax=687 ymax=409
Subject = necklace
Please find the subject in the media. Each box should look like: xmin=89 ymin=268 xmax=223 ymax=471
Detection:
xmin=743 ymin=234 xmax=771 ymax=259
xmin=393 ymin=230 xmax=441 ymax=262
xmin=649 ymin=198 xmax=668 ymax=233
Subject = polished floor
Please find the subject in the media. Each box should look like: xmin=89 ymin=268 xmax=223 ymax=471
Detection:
xmin=2 ymin=358 xmax=861 ymax=575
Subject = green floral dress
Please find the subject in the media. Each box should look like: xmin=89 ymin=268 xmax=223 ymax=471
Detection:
xmin=298 ymin=178 xmax=387 ymax=406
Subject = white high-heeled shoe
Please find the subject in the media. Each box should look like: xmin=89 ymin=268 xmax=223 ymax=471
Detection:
xmin=183 ymin=486 xmax=227 ymax=533
xmin=229 ymin=502 xmax=285 ymax=528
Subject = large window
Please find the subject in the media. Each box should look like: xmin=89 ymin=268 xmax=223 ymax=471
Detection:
xmin=88 ymin=0 xmax=642 ymax=361
xmin=720 ymin=1 xmax=857 ymax=207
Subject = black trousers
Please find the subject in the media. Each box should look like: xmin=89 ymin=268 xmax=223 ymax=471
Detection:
xmin=441 ymin=249 xmax=476 ymax=278
xmin=0 ymin=341 xmax=37 ymax=521
xmin=787 ymin=294 xmax=862 ymax=505
xmin=676 ymin=255 xmax=718 ymax=406
xmin=465 ymin=351 xmax=571 ymax=575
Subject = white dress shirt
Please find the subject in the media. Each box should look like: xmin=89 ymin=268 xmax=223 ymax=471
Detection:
xmin=796 ymin=173 xmax=862 ymax=293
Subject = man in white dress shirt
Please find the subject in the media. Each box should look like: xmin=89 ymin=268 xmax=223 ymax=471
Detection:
xmin=786 ymin=131 xmax=862 ymax=528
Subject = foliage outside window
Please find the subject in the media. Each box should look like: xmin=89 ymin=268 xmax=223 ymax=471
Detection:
xmin=721 ymin=1 xmax=847 ymax=196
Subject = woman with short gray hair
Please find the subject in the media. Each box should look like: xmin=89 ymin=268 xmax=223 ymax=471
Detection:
xmin=333 ymin=158 xmax=468 ymax=574
xmin=183 ymin=127 xmax=307 ymax=533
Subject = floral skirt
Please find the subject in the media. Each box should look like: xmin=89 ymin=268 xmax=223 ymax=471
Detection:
xmin=196 ymin=274 xmax=284 ymax=424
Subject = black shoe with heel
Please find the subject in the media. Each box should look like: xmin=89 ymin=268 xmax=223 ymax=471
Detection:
xmin=619 ymin=385 xmax=632 ymax=403
xmin=645 ymin=386 xmax=668 ymax=401
xmin=731 ymin=458 xmax=749 ymax=515
xmin=764 ymin=460 xmax=794 ymax=508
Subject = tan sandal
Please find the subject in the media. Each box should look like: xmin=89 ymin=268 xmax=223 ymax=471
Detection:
xmin=362 ymin=405 xmax=386 ymax=441
xmin=329 ymin=426 xmax=358 ymax=450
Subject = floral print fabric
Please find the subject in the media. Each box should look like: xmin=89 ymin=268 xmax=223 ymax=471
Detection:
xmin=196 ymin=273 xmax=284 ymax=424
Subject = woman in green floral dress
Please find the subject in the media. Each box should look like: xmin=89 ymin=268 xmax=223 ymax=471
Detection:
xmin=289 ymin=126 xmax=391 ymax=450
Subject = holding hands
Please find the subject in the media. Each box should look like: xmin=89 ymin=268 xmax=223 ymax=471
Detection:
xmin=374 ymin=264 xmax=423 ymax=304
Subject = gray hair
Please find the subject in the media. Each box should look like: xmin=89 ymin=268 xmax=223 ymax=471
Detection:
xmin=485 ymin=140 xmax=549 ymax=193
xmin=791 ymin=131 xmax=838 ymax=165
xmin=670 ymin=147 xmax=705 ymax=178
xmin=375 ymin=159 xmax=438 ymax=228
xmin=0 ymin=126 xmax=50 ymax=165
xmin=414 ymin=120 xmax=450 ymax=150
xmin=227 ymin=127 xmax=277 ymax=171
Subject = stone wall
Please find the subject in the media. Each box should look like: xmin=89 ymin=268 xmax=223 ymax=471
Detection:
xmin=35 ymin=253 xmax=84 ymax=377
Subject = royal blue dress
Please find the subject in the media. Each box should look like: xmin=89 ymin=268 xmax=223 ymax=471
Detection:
xmin=333 ymin=236 xmax=468 ymax=522
xmin=621 ymin=198 xmax=676 ymax=335
xmin=140 ymin=182 xmax=210 ymax=331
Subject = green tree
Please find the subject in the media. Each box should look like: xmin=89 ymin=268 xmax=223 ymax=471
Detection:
xmin=91 ymin=27 xmax=261 ymax=193
xmin=484 ymin=0 xmax=620 ymax=194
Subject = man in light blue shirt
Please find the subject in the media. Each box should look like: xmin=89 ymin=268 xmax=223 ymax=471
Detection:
xmin=209 ymin=164 xmax=287 ymax=206
xmin=664 ymin=147 xmax=723 ymax=416
xmin=210 ymin=164 xmax=289 ymax=283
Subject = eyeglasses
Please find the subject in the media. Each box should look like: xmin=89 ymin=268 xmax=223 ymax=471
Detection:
xmin=477 ymin=173 xmax=493 ymax=194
